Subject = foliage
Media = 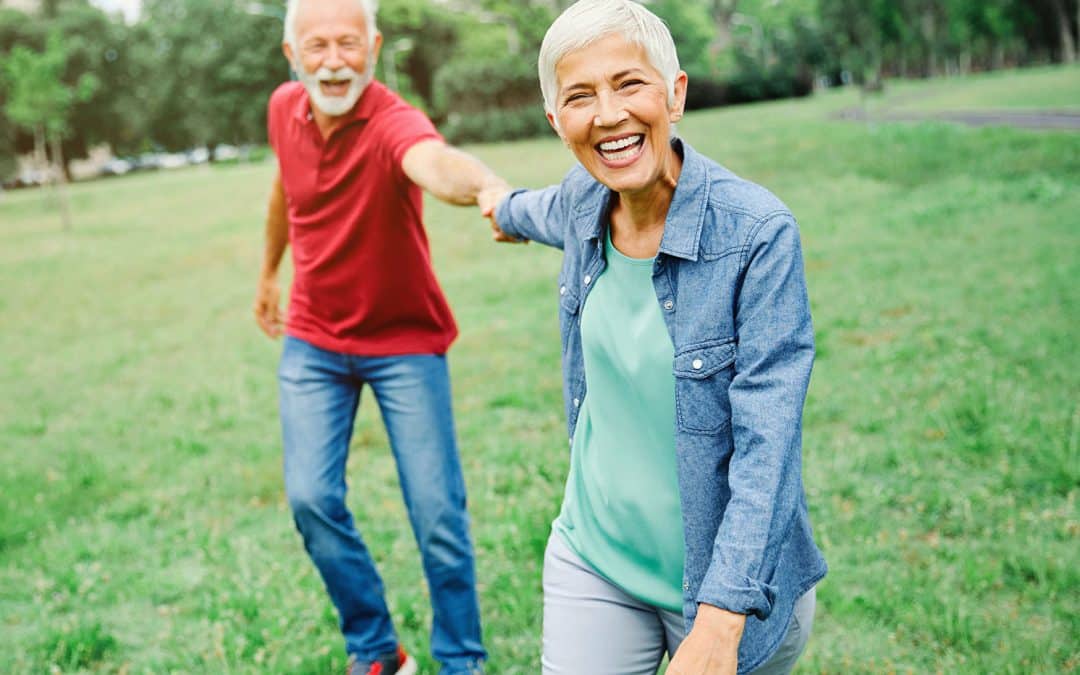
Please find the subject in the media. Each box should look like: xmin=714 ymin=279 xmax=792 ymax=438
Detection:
xmin=376 ymin=0 xmax=463 ymax=113
xmin=642 ymin=0 xmax=716 ymax=79
xmin=819 ymin=0 xmax=1079 ymax=83
xmin=433 ymin=56 xmax=548 ymax=143
xmin=2 ymin=33 xmax=97 ymax=142
xmin=0 ymin=0 xmax=1078 ymax=171
xmin=138 ymin=0 xmax=286 ymax=152
xmin=45 ymin=4 xmax=145 ymax=158
xmin=440 ymin=106 xmax=553 ymax=145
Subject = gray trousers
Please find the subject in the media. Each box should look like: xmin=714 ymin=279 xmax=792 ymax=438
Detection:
xmin=542 ymin=533 xmax=815 ymax=675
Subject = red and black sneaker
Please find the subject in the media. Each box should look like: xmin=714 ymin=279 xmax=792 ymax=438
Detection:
xmin=346 ymin=646 xmax=417 ymax=675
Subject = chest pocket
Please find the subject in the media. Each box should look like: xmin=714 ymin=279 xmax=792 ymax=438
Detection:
xmin=673 ymin=340 xmax=736 ymax=435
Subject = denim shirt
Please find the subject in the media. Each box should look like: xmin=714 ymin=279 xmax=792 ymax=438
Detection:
xmin=495 ymin=139 xmax=827 ymax=673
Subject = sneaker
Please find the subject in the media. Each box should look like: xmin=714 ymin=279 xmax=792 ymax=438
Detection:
xmin=346 ymin=646 xmax=417 ymax=675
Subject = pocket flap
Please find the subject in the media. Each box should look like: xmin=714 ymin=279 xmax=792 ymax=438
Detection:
xmin=673 ymin=342 xmax=736 ymax=379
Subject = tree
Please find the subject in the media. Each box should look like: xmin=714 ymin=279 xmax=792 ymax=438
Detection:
xmin=1 ymin=32 xmax=97 ymax=228
xmin=710 ymin=0 xmax=739 ymax=54
xmin=48 ymin=3 xmax=154 ymax=163
xmin=138 ymin=0 xmax=287 ymax=153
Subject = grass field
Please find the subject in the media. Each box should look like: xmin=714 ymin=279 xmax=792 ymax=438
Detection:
xmin=871 ymin=64 xmax=1080 ymax=112
xmin=2 ymin=68 xmax=1078 ymax=673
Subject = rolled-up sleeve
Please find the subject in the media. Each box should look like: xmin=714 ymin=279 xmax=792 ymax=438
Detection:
xmin=494 ymin=185 xmax=568 ymax=250
xmin=696 ymin=214 xmax=815 ymax=620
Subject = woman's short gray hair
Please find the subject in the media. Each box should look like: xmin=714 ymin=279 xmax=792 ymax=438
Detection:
xmin=284 ymin=0 xmax=379 ymax=48
xmin=538 ymin=0 xmax=680 ymax=117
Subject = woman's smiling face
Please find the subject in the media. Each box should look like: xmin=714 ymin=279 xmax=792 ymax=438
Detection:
xmin=549 ymin=33 xmax=687 ymax=197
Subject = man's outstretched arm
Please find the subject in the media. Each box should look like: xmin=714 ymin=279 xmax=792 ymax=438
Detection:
xmin=254 ymin=171 xmax=290 ymax=338
xmin=402 ymin=139 xmax=522 ymax=242
xmin=401 ymin=139 xmax=509 ymax=206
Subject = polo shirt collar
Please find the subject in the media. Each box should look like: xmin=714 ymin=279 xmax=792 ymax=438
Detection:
xmin=573 ymin=137 xmax=709 ymax=262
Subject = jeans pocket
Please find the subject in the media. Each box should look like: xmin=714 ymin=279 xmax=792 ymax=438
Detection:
xmin=673 ymin=340 xmax=735 ymax=435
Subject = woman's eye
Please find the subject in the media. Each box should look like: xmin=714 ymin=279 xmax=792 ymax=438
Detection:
xmin=620 ymin=79 xmax=644 ymax=90
xmin=565 ymin=93 xmax=591 ymax=104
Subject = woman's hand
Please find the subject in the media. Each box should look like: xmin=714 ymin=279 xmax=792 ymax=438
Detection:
xmin=667 ymin=604 xmax=746 ymax=675
xmin=477 ymin=183 xmax=526 ymax=243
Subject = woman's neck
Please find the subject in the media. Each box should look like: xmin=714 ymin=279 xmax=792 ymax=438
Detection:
xmin=609 ymin=148 xmax=682 ymax=258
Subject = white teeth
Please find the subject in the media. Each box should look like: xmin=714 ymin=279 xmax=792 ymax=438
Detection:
xmin=599 ymin=135 xmax=642 ymax=152
xmin=603 ymin=146 xmax=640 ymax=161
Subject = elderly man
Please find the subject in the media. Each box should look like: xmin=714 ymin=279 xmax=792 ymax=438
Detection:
xmin=254 ymin=1 xmax=505 ymax=673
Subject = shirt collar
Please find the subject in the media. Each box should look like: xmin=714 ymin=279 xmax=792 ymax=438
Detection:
xmin=573 ymin=137 xmax=709 ymax=262
xmin=658 ymin=138 xmax=709 ymax=262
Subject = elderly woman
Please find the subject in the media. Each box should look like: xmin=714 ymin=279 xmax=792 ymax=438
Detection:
xmin=481 ymin=1 xmax=826 ymax=673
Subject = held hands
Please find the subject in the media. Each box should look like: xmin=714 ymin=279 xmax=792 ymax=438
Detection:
xmin=667 ymin=604 xmax=746 ymax=675
xmin=254 ymin=276 xmax=284 ymax=338
xmin=477 ymin=181 xmax=525 ymax=244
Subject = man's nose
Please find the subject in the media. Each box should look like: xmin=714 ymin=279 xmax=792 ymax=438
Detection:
xmin=324 ymin=43 xmax=346 ymax=69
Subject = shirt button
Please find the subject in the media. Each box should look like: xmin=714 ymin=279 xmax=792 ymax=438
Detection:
xmin=559 ymin=286 xmax=567 ymax=296
xmin=663 ymin=299 xmax=674 ymax=311
xmin=583 ymin=275 xmax=592 ymax=285
xmin=573 ymin=398 xmax=580 ymax=407
xmin=683 ymin=581 xmax=690 ymax=591
xmin=692 ymin=358 xmax=704 ymax=370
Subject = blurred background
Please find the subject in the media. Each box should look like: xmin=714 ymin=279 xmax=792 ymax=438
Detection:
xmin=1 ymin=1 xmax=1077 ymax=673
xmin=1 ymin=0 xmax=1078 ymax=188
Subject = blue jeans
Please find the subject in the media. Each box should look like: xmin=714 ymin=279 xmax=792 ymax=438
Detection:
xmin=278 ymin=336 xmax=485 ymax=673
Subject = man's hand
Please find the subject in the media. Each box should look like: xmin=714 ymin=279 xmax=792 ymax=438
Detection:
xmin=667 ymin=604 xmax=746 ymax=675
xmin=254 ymin=276 xmax=284 ymax=338
xmin=477 ymin=184 xmax=525 ymax=244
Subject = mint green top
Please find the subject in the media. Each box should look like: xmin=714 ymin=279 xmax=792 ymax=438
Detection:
xmin=553 ymin=230 xmax=685 ymax=612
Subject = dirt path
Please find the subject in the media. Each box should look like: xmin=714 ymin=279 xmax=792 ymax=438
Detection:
xmin=835 ymin=107 xmax=1080 ymax=130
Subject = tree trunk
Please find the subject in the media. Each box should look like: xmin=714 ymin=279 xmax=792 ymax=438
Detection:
xmin=33 ymin=125 xmax=48 ymax=180
xmin=1051 ymin=0 xmax=1076 ymax=62
xmin=710 ymin=0 xmax=739 ymax=54
xmin=33 ymin=124 xmax=53 ymax=210
xmin=47 ymin=131 xmax=72 ymax=231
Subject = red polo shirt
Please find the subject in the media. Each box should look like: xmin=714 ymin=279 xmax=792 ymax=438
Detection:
xmin=267 ymin=80 xmax=457 ymax=356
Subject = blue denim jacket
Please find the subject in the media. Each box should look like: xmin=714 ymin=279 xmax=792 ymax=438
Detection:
xmin=495 ymin=139 xmax=827 ymax=673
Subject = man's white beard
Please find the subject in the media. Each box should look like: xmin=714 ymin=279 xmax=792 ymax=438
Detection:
xmin=295 ymin=63 xmax=372 ymax=117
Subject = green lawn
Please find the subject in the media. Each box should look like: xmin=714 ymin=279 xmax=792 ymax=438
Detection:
xmin=2 ymin=69 xmax=1078 ymax=673
xmin=872 ymin=64 xmax=1080 ymax=112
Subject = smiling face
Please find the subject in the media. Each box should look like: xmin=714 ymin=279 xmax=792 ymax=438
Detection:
xmin=283 ymin=0 xmax=382 ymax=117
xmin=548 ymin=33 xmax=687 ymax=197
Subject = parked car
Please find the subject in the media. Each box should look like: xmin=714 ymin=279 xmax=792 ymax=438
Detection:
xmin=101 ymin=158 xmax=134 ymax=176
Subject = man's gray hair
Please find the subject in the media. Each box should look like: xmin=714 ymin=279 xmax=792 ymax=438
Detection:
xmin=283 ymin=0 xmax=379 ymax=48
xmin=538 ymin=0 xmax=680 ymax=117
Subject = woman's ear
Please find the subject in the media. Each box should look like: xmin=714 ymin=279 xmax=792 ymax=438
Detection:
xmin=547 ymin=112 xmax=569 ymax=146
xmin=670 ymin=70 xmax=688 ymax=122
